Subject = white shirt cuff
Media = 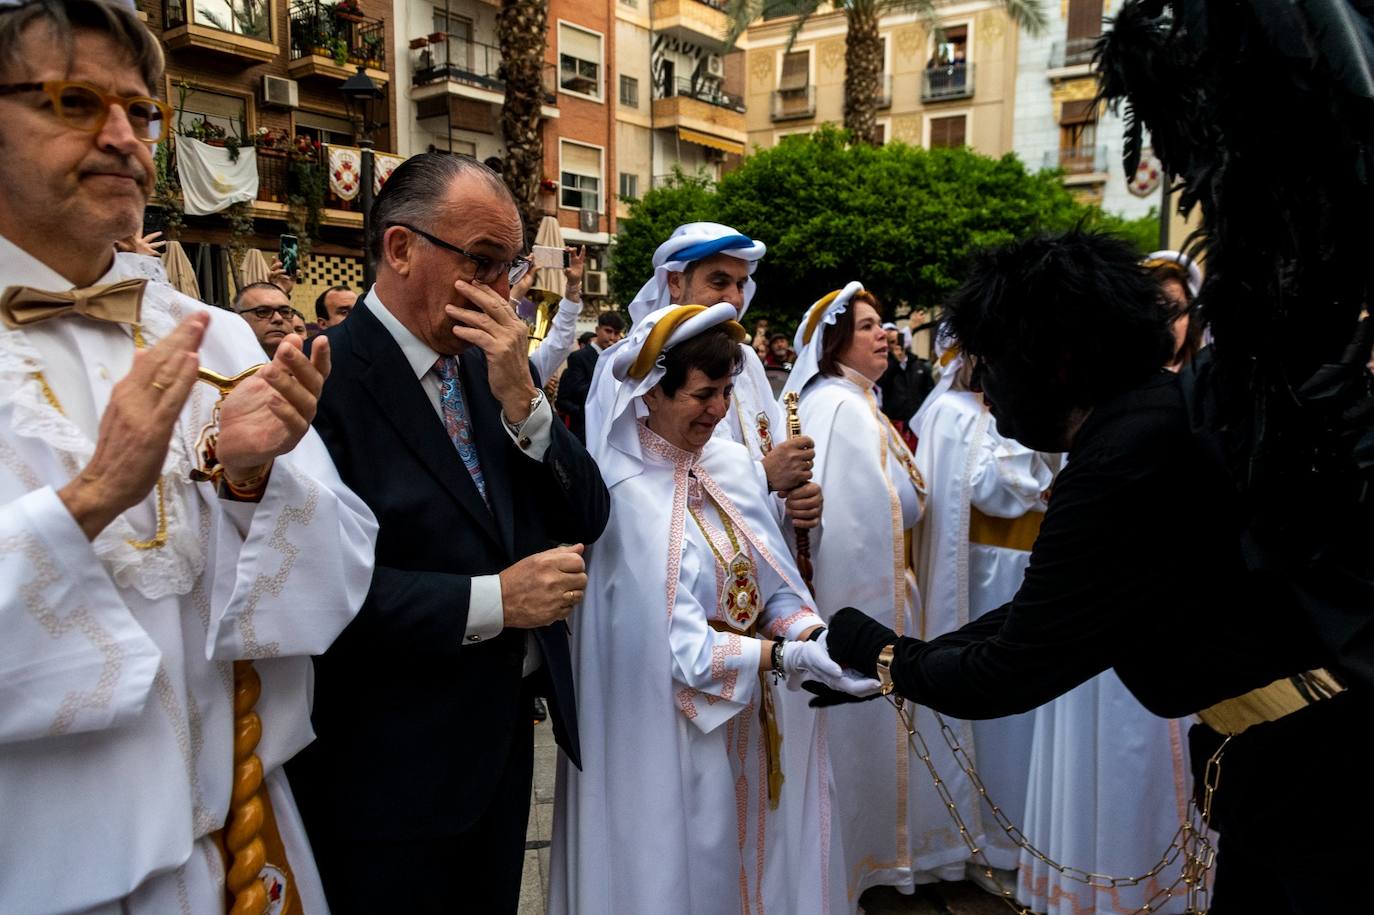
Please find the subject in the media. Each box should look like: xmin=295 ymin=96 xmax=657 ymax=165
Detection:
xmin=502 ymin=392 xmax=553 ymax=461
xmin=557 ymin=296 xmax=582 ymax=315
xmin=465 ymin=574 xmax=505 ymax=644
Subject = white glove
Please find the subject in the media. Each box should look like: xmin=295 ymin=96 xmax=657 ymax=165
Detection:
xmin=780 ymin=631 xmax=883 ymax=697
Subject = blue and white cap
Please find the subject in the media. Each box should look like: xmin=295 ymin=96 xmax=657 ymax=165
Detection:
xmin=626 ymin=222 xmax=767 ymax=326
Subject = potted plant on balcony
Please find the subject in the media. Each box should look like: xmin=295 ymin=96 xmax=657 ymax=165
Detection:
xmin=362 ymin=33 xmax=383 ymax=69
xmin=331 ymin=0 xmax=362 ymax=21
xmin=332 ymin=36 xmax=348 ymax=66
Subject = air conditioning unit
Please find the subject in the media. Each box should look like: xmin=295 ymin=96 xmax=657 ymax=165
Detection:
xmin=578 ymin=208 xmax=599 ymax=233
xmin=584 ymin=270 xmax=608 ymax=297
xmin=705 ymin=54 xmax=725 ymax=79
xmin=261 ymin=75 xmax=299 ymax=109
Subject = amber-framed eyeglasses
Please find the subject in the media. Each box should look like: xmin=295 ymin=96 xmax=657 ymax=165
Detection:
xmin=0 ymin=81 xmax=170 ymax=144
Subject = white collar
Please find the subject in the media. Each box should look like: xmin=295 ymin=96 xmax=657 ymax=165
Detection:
xmin=0 ymin=234 xmax=120 ymax=291
xmin=366 ymin=286 xmax=442 ymax=380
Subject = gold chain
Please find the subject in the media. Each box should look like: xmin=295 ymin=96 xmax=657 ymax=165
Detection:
xmin=889 ymin=695 xmax=1225 ymax=914
xmin=878 ymin=413 xmax=925 ymax=492
xmin=31 ymin=322 xmax=168 ymax=550
xmin=688 ymin=495 xmax=747 ymax=569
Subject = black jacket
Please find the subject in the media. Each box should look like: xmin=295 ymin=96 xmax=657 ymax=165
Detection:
xmin=555 ymin=343 xmax=599 ymax=442
xmin=879 ymin=355 xmax=933 ymax=425
xmin=289 ymin=302 xmax=610 ymax=841
xmin=830 ymin=371 xmax=1332 ymax=720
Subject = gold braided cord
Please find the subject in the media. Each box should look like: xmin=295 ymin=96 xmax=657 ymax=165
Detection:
xmin=889 ymin=697 xmax=1224 ymax=914
xmin=227 ymin=661 xmax=270 ymax=915
xmin=627 ymin=305 xmax=747 ymax=379
xmin=801 ymin=289 xmax=843 ymax=346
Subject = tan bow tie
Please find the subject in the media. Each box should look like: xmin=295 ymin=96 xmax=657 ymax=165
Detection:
xmin=0 ymin=278 xmax=147 ymax=330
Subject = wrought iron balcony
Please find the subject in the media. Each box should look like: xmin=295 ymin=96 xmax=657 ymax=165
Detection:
xmin=656 ymin=76 xmax=744 ymax=113
xmin=921 ymin=63 xmax=973 ymax=102
xmin=1045 ymin=144 xmax=1107 ymax=175
xmin=287 ymin=1 xmax=386 ymax=74
xmin=771 ymin=86 xmax=815 ymax=121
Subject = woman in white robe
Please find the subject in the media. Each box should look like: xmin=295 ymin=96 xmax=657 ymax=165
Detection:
xmin=550 ymin=303 xmax=876 ymax=915
xmin=782 ymin=284 xmax=976 ymax=905
xmin=910 ymin=347 xmax=1055 ymax=884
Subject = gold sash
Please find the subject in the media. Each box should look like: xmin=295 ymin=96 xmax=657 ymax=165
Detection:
xmin=1195 ymin=668 xmax=1345 ymax=736
xmin=968 ymin=507 xmax=1043 ymax=552
xmin=707 ymin=618 xmax=785 ymax=809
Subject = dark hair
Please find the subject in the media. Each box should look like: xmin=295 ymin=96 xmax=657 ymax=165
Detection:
xmin=0 ymin=0 xmax=163 ymax=88
xmin=658 ymin=326 xmax=744 ymax=397
xmin=233 ymin=281 xmax=288 ymax=310
xmin=1148 ymin=262 xmax=1206 ymax=366
xmin=819 ymin=290 xmax=883 ymax=377
xmin=369 ymin=152 xmax=516 ymax=263
xmin=577 ymin=331 xmax=595 ymax=346
xmin=596 ymin=310 xmax=626 ymax=332
xmin=768 ymin=333 xmax=788 ymax=345
xmin=314 ymin=285 xmax=356 ymax=321
xmin=291 ymin=308 xmax=306 ymax=320
xmin=942 ymin=229 xmax=1175 ymax=405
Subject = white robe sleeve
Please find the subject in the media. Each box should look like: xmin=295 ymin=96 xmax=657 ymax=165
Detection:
xmin=205 ymin=427 xmax=378 ymax=661
xmin=529 ymin=296 xmax=581 ymax=385
xmin=968 ymin=426 xmax=1053 ymax=519
xmin=0 ymin=487 xmax=161 ymax=743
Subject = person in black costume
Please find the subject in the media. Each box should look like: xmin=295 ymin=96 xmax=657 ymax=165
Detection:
xmin=820 ymin=230 xmax=1371 ymax=915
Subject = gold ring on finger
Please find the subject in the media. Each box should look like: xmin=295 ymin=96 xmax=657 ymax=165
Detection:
xmin=151 ymin=379 xmax=169 ymax=391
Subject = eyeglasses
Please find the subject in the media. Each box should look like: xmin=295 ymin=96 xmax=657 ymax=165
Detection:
xmin=0 ymin=81 xmax=170 ymax=144
xmin=394 ymin=223 xmax=532 ymax=286
xmin=238 ymin=305 xmax=295 ymax=321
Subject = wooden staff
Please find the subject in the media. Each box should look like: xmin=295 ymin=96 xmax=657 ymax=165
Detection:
xmin=782 ymin=392 xmax=814 ymax=592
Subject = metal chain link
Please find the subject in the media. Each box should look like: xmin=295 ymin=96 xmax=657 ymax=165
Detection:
xmin=888 ymin=696 xmax=1230 ymax=915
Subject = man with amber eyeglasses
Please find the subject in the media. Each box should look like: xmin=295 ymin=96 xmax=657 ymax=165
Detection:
xmin=0 ymin=2 xmax=379 ymax=914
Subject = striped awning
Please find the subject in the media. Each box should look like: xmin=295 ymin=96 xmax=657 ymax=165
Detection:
xmin=678 ymin=127 xmax=744 ymax=157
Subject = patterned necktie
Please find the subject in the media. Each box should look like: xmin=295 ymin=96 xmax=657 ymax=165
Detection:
xmin=434 ymin=355 xmax=489 ymax=507
xmin=0 ymin=278 xmax=147 ymax=330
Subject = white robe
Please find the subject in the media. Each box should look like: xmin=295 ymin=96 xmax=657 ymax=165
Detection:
xmin=549 ymin=423 xmax=845 ymax=915
xmin=912 ymin=390 xmax=1054 ymax=874
xmin=799 ymin=370 xmax=975 ymax=904
xmin=0 ymin=239 xmax=378 ymax=915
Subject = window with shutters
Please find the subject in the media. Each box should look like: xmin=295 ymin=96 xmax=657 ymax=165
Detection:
xmin=559 ymin=23 xmax=603 ymax=99
xmin=619 ymin=75 xmax=639 ymax=108
xmin=175 ymin=86 xmax=250 ymax=141
xmin=928 ymin=114 xmax=966 ymax=149
xmin=619 ymin=172 xmax=639 ymax=201
xmin=774 ymin=49 xmax=813 ymax=119
xmin=294 ymin=110 xmax=354 ymax=147
xmin=561 ymin=141 xmax=602 ymax=212
xmin=1065 ymin=0 xmax=1103 ymax=65
xmin=1058 ymin=99 xmax=1099 ymax=172
xmin=779 ymin=50 xmax=809 ymax=90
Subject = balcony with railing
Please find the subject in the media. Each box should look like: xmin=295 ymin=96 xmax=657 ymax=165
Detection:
xmin=410 ymin=36 xmax=558 ymax=115
xmin=1048 ymin=37 xmax=1097 ymax=71
xmin=771 ymin=85 xmax=815 ymax=122
xmin=654 ymin=77 xmax=747 ymax=149
xmin=162 ymin=0 xmax=278 ymax=60
xmin=921 ymin=63 xmax=973 ymax=102
xmin=1044 ymin=144 xmax=1107 ymax=178
xmin=652 ymin=0 xmax=733 ymax=51
xmin=656 ymin=77 xmax=744 ymax=113
xmin=287 ymin=1 xmax=388 ymax=82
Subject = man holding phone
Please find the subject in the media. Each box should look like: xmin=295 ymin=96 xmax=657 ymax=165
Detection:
xmin=522 ymin=244 xmax=586 ymax=386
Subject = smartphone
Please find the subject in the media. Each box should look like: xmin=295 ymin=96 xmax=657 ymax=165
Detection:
xmin=279 ymin=234 xmax=300 ymax=279
xmin=532 ymin=245 xmax=570 ymax=270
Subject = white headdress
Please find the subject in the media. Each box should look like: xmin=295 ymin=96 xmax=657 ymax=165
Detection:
xmin=590 ymin=302 xmax=747 ymax=489
xmin=779 ymin=281 xmax=865 ymax=401
xmin=626 ymin=223 xmax=767 ymax=326
xmin=910 ymin=339 xmax=964 ymax=434
xmin=1144 ymin=249 xmax=1203 ymax=298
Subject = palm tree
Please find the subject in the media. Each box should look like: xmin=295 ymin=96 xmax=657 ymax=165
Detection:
xmin=497 ymin=0 xmax=548 ymax=248
xmin=724 ymin=0 xmax=1046 ymax=147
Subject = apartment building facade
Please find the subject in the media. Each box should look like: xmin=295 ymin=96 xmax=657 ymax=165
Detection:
xmin=144 ymin=0 xmax=399 ymax=309
xmin=743 ymin=2 xmax=1021 ymax=157
xmin=1010 ymin=0 xmax=1156 ymax=216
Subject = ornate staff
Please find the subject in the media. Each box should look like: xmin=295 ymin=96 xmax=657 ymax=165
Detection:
xmin=782 ymin=392 xmax=814 ymax=592
xmin=193 ymin=365 xmax=301 ymax=915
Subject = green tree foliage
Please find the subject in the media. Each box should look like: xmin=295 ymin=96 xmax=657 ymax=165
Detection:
xmin=610 ymin=127 xmax=1160 ymax=332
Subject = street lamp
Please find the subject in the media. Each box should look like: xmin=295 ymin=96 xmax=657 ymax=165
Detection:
xmin=341 ymin=65 xmax=384 ymax=289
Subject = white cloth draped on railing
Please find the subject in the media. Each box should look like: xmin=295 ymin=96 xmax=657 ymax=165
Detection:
xmin=175 ymin=137 xmax=260 ymax=216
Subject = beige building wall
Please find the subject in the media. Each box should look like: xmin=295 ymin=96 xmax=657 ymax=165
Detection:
xmin=744 ymin=2 xmax=1019 ymax=158
xmin=615 ymin=12 xmax=654 ymax=219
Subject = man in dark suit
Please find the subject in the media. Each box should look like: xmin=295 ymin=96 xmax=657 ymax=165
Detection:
xmin=878 ymin=323 xmax=933 ymax=427
xmin=288 ymin=154 xmax=611 ymax=914
xmin=555 ymin=309 xmax=624 ymax=441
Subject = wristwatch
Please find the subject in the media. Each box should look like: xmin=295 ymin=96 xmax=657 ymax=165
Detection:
xmin=503 ymin=390 xmax=545 ymax=449
xmin=876 ymin=644 xmax=896 ymax=696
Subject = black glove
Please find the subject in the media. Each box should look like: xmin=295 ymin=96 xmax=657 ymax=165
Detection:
xmin=826 ymin=607 xmax=899 ymax=677
xmin=801 ymin=680 xmax=886 ymax=708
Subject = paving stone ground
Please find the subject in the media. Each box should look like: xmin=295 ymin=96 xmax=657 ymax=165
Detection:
xmin=517 ymin=720 xmax=1016 ymax=915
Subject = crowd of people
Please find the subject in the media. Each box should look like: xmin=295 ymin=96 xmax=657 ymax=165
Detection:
xmin=1 ymin=3 xmax=1367 ymax=915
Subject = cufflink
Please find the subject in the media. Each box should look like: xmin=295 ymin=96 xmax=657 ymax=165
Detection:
xmin=519 ymin=435 xmax=532 ymax=449
xmin=467 ymin=634 xmax=481 ymax=643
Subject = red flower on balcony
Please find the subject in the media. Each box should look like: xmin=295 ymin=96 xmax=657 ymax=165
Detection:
xmin=540 ymin=178 xmax=558 ymax=192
